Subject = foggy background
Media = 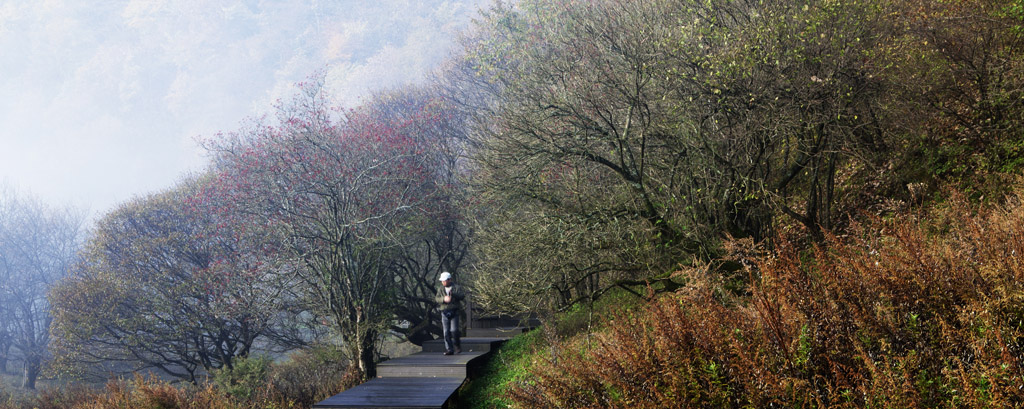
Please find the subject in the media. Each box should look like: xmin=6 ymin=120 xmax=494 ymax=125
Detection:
xmin=0 ymin=0 xmax=491 ymax=218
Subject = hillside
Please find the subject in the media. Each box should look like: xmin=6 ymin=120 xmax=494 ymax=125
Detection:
xmin=2 ymin=0 xmax=1021 ymax=408
xmin=464 ymin=188 xmax=1024 ymax=407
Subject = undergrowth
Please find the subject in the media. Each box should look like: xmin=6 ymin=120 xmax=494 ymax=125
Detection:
xmin=460 ymin=283 xmax=651 ymax=408
xmin=496 ymin=191 xmax=1024 ymax=408
xmin=0 ymin=345 xmax=359 ymax=409
xmin=462 ymin=330 xmax=547 ymax=409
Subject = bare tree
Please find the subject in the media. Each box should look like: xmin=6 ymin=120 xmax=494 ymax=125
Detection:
xmin=445 ymin=0 xmax=698 ymax=316
xmin=203 ymin=79 xmax=455 ymax=378
xmin=447 ymin=0 xmax=896 ymax=316
xmin=50 ymin=178 xmax=313 ymax=383
xmin=357 ymin=87 xmax=474 ymax=346
xmin=0 ymin=186 xmax=84 ymax=389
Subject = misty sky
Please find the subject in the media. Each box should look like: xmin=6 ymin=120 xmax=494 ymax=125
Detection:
xmin=0 ymin=0 xmax=491 ymax=220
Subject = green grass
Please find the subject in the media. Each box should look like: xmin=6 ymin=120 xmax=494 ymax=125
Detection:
xmin=460 ymin=330 xmax=546 ymax=409
xmin=458 ymin=282 xmax=655 ymax=408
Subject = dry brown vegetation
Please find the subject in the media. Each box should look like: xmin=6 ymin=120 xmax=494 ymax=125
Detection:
xmin=0 ymin=347 xmax=358 ymax=409
xmin=508 ymin=190 xmax=1024 ymax=408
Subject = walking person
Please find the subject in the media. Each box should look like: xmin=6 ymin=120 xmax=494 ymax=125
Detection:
xmin=436 ymin=271 xmax=465 ymax=355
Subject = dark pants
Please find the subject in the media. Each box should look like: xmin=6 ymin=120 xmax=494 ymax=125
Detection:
xmin=442 ymin=310 xmax=461 ymax=353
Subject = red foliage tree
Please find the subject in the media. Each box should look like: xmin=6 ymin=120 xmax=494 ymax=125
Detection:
xmin=202 ymin=77 xmax=452 ymax=378
xmin=50 ymin=179 xmax=310 ymax=383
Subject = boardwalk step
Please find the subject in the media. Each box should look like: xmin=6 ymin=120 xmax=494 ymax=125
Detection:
xmin=465 ymin=327 xmax=531 ymax=338
xmin=312 ymin=376 xmax=463 ymax=408
xmin=420 ymin=337 xmax=507 ymax=353
xmin=376 ymin=351 xmax=486 ymax=378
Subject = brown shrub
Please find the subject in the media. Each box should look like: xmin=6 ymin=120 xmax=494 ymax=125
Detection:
xmin=510 ymin=191 xmax=1024 ymax=408
xmin=76 ymin=375 xmax=241 ymax=409
xmin=0 ymin=384 xmax=94 ymax=409
xmin=266 ymin=346 xmax=361 ymax=407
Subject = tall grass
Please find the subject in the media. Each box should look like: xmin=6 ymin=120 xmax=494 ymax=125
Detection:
xmin=508 ymin=191 xmax=1024 ymax=408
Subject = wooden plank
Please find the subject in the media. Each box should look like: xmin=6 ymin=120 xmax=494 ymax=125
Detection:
xmin=378 ymin=351 xmax=485 ymax=368
xmin=420 ymin=338 xmax=507 ymax=353
xmin=312 ymin=377 xmax=464 ymax=409
xmin=466 ymin=327 xmax=531 ymax=338
xmin=376 ymin=352 xmax=485 ymax=378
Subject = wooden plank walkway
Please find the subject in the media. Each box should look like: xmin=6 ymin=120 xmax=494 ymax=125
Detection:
xmin=313 ymin=331 xmax=520 ymax=409
xmin=312 ymin=377 xmax=464 ymax=409
xmin=376 ymin=351 xmax=486 ymax=378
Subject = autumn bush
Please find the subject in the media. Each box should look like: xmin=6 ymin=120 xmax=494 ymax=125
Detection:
xmin=202 ymin=345 xmax=359 ymax=408
xmin=0 ymin=381 xmax=95 ymax=409
xmin=0 ymin=344 xmax=357 ymax=409
xmin=76 ymin=375 xmax=240 ymax=409
xmin=508 ymin=191 xmax=1024 ymax=408
xmin=264 ymin=345 xmax=362 ymax=407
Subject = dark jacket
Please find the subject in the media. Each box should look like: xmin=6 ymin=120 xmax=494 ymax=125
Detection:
xmin=436 ymin=283 xmax=465 ymax=313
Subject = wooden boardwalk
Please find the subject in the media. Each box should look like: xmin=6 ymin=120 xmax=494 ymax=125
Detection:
xmin=313 ymin=330 xmax=523 ymax=409
xmin=313 ymin=377 xmax=465 ymax=409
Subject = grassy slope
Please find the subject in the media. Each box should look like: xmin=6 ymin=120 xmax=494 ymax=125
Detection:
xmin=460 ymin=287 xmax=649 ymax=407
xmin=460 ymin=190 xmax=1024 ymax=407
xmin=461 ymin=330 xmax=546 ymax=409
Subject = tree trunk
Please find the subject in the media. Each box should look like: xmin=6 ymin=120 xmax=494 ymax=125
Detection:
xmin=0 ymin=343 xmax=8 ymax=374
xmin=357 ymin=332 xmax=377 ymax=379
xmin=22 ymin=355 xmax=41 ymax=390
